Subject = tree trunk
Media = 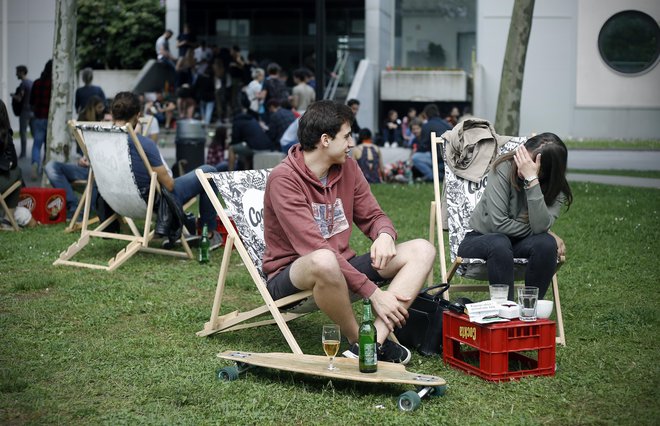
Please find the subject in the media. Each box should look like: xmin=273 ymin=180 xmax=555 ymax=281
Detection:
xmin=46 ymin=0 xmax=77 ymax=169
xmin=494 ymin=0 xmax=535 ymax=136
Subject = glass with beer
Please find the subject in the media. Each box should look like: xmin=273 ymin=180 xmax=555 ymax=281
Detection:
xmin=322 ymin=324 xmax=341 ymax=371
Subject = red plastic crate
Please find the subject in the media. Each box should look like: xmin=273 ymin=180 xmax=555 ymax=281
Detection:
xmin=17 ymin=188 xmax=66 ymax=224
xmin=443 ymin=311 xmax=556 ymax=381
xmin=216 ymin=218 xmax=236 ymax=247
xmin=196 ymin=216 xmax=237 ymax=247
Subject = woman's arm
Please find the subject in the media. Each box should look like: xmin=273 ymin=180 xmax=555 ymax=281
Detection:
xmin=479 ymin=163 xmax=532 ymax=238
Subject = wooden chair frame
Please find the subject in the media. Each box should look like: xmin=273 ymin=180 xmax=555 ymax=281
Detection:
xmin=1 ymin=180 xmax=22 ymax=231
xmin=196 ymin=169 xmax=321 ymax=355
xmin=54 ymin=120 xmax=193 ymax=271
xmin=429 ymin=132 xmax=566 ymax=346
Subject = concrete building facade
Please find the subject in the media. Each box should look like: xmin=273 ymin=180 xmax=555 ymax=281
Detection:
xmin=1 ymin=0 xmax=658 ymax=140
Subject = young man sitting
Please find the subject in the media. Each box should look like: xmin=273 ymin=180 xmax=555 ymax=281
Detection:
xmin=262 ymin=100 xmax=435 ymax=364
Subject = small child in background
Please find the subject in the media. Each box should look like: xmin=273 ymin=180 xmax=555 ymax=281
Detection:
xmin=352 ymin=128 xmax=384 ymax=184
xmin=206 ymin=126 xmax=229 ymax=171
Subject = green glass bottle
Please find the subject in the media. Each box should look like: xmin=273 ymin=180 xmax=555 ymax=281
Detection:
xmin=199 ymin=224 xmax=210 ymax=264
xmin=359 ymin=298 xmax=377 ymax=373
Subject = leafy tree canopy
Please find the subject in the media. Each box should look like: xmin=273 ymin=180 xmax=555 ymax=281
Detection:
xmin=77 ymin=0 xmax=165 ymax=70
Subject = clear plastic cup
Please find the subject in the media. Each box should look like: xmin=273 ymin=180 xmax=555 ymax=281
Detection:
xmin=517 ymin=286 xmax=539 ymax=322
xmin=489 ymin=284 xmax=509 ymax=303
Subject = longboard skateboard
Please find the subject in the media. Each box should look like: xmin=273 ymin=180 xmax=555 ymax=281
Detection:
xmin=217 ymin=350 xmax=447 ymax=411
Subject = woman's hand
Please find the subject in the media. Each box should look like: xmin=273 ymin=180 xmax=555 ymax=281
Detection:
xmin=549 ymin=230 xmax=566 ymax=257
xmin=514 ymin=145 xmax=541 ymax=180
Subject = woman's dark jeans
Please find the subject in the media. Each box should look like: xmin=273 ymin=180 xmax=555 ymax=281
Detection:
xmin=457 ymin=231 xmax=557 ymax=299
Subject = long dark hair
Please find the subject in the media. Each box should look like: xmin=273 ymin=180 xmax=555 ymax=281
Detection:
xmin=492 ymin=132 xmax=573 ymax=208
xmin=41 ymin=59 xmax=53 ymax=80
xmin=78 ymin=96 xmax=105 ymax=121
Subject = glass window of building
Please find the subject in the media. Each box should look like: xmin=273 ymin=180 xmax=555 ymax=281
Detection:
xmin=598 ymin=10 xmax=660 ymax=75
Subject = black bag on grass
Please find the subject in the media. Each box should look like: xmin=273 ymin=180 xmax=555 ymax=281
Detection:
xmin=394 ymin=283 xmax=463 ymax=356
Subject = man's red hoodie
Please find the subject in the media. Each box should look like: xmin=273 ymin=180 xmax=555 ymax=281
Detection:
xmin=263 ymin=145 xmax=397 ymax=298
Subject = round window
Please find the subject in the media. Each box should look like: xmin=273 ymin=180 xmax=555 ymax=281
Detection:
xmin=598 ymin=10 xmax=660 ymax=75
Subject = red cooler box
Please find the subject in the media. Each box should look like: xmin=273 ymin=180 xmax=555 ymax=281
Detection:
xmin=18 ymin=188 xmax=66 ymax=224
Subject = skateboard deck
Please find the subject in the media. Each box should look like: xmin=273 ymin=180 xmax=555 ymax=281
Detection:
xmin=217 ymin=351 xmax=447 ymax=411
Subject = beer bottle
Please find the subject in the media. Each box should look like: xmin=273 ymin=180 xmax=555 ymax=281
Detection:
xmin=359 ymin=298 xmax=377 ymax=373
xmin=199 ymin=224 xmax=210 ymax=264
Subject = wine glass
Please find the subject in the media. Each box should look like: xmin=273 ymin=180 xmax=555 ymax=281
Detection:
xmin=322 ymin=324 xmax=341 ymax=371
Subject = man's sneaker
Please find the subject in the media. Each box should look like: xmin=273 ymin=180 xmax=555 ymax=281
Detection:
xmin=342 ymin=343 xmax=359 ymax=359
xmin=377 ymin=340 xmax=412 ymax=365
xmin=209 ymin=230 xmax=223 ymax=251
xmin=342 ymin=340 xmax=411 ymax=365
xmin=161 ymin=234 xmax=202 ymax=250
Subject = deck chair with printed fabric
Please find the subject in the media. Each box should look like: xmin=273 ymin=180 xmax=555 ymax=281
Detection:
xmin=429 ymin=132 xmax=566 ymax=346
xmin=54 ymin=120 xmax=193 ymax=271
xmin=196 ymin=168 xmax=332 ymax=354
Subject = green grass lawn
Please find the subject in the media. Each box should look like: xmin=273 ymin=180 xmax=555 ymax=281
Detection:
xmin=1 ymin=182 xmax=659 ymax=424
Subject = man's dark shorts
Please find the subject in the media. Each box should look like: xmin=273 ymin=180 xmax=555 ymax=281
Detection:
xmin=266 ymin=253 xmax=386 ymax=300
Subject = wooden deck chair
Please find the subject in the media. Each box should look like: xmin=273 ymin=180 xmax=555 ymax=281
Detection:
xmin=429 ymin=132 xmax=566 ymax=346
xmin=54 ymin=120 xmax=193 ymax=271
xmin=1 ymin=180 xmax=22 ymax=231
xmin=196 ymin=168 xmax=330 ymax=354
xmin=65 ymin=116 xmax=155 ymax=233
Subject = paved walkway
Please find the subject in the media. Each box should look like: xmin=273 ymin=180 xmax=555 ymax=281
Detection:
xmin=15 ymin=136 xmax=660 ymax=189
xmin=366 ymin=146 xmax=660 ymax=189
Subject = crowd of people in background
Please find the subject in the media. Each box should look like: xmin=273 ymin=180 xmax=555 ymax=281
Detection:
xmin=3 ymin=26 xmax=470 ymax=228
xmin=107 ymin=26 xmax=469 ymax=184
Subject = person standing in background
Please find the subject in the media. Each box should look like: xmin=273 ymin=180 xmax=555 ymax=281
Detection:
xmin=176 ymin=24 xmax=194 ymax=58
xmin=347 ymin=98 xmax=361 ymax=137
xmin=11 ymin=65 xmax=33 ymax=159
xmin=245 ymin=67 xmax=265 ymax=121
xmin=155 ymin=29 xmax=176 ymax=70
xmin=29 ymin=59 xmax=52 ymax=180
xmin=75 ymin=68 xmax=106 ymax=114
xmin=291 ymin=68 xmax=315 ymax=114
xmin=194 ymin=66 xmax=216 ymax=126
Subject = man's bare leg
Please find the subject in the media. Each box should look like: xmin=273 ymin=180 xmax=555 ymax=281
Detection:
xmin=289 ymin=249 xmax=359 ymax=343
xmin=371 ymin=238 xmax=435 ymax=343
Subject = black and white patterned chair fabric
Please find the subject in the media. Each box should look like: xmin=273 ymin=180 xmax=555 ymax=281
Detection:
xmin=210 ymin=169 xmax=270 ymax=282
xmin=441 ymin=137 xmax=529 ymax=280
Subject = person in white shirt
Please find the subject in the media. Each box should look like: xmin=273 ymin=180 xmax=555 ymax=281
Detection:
xmin=245 ymin=67 xmax=265 ymax=120
xmin=291 ymin=68 xmax=315 ymax=114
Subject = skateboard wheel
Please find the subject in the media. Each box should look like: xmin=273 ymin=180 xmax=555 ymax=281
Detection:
xmin=398 ymin=390 xmax=422 ymax=411
xmin=217 ymin=366 xmax=239 ymax=381
xmin=429 ymin=385 xmax=447 ymax=398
